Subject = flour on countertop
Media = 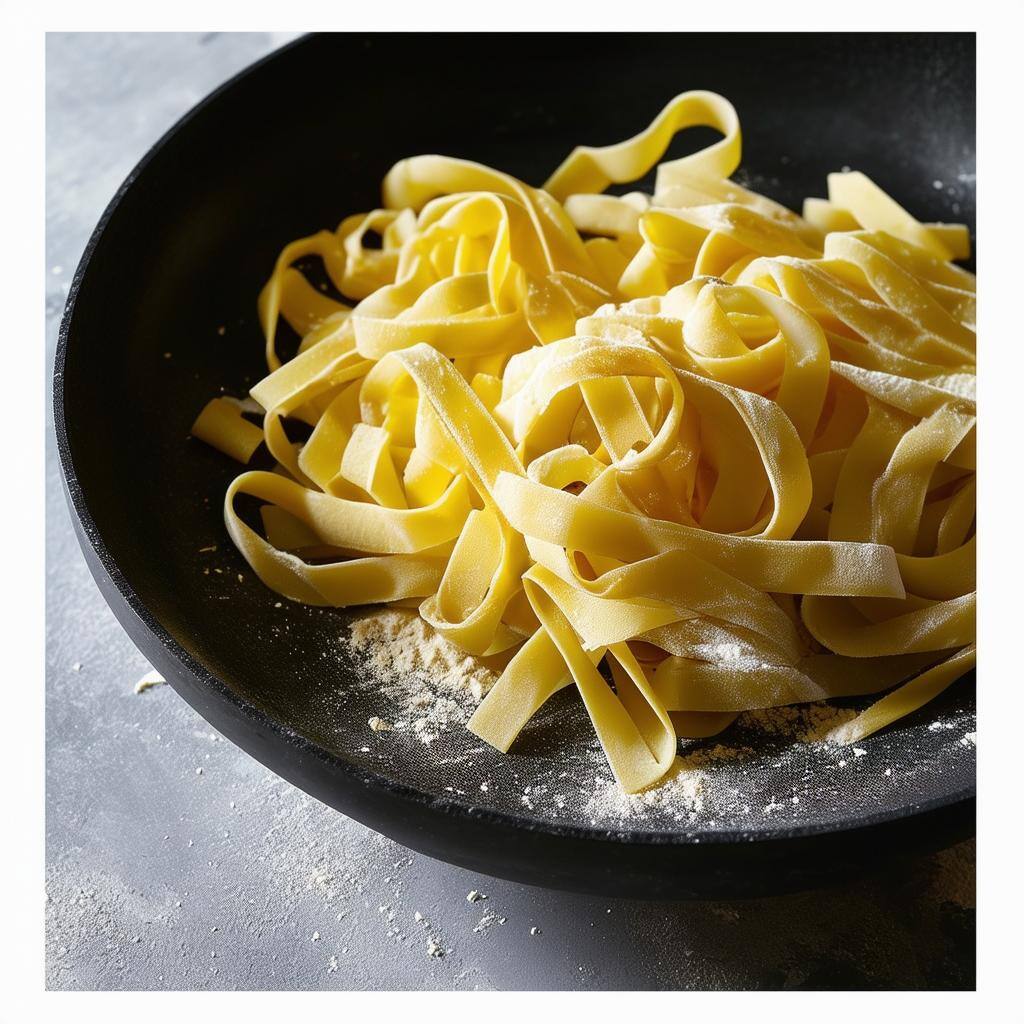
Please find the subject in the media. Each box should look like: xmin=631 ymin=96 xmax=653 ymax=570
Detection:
xmin=134 ymin=671 xmax=166 ymax=695
xmin=472 ymin=911 xmax=506 ymax=934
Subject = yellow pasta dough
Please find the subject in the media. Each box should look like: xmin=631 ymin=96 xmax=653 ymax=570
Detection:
xmin=192 ymin=91 xmax=976 ymax=794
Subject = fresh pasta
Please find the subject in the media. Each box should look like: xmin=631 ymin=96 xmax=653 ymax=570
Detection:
xmin=192 ymin=91 xmax=976 ymax=794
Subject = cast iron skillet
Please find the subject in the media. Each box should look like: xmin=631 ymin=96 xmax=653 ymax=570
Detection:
xmin=55 ymin=32 xmax=976 ymax=899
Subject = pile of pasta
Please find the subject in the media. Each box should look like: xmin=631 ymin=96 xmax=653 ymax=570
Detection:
xmin=192 ymin=92 xmax=976 ymax=793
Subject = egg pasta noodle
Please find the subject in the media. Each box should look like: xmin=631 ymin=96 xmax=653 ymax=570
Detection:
xmin=192 ymin=91 xmax=976 ymax=793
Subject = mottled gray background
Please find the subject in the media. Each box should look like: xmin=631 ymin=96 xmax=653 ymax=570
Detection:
xmin=45 ymin=32 xmax=975 ymax=991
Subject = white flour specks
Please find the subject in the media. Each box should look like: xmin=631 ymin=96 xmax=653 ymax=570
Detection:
xmin=736 ymin=702 xmax=856 ymax=742
xmin=584 ymin=745 xmax=750 ymax=824
xmin=346 ymin=610 xmax=502 ymax=745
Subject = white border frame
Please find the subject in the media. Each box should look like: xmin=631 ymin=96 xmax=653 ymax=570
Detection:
xmin=6 ymin=3 xmax=1020 ymax=1017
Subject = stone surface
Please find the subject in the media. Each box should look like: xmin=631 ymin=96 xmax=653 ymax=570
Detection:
xmin=45 ymin=32 xmax=975 ymax=991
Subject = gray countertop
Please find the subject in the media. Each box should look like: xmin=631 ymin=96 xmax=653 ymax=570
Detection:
xmin=45 ymin=31 xmax=975 ymax=992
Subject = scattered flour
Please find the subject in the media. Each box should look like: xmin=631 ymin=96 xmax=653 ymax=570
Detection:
xmin=472 ymin=911 xmax=506 ymax=934
xmin=736 ymin=702 xmax=857 ymax=742
xmin=343 ymin=609 xmax=972 ymax=827
xmin=584 ymin=744 xmax=752 ymax=824
xmin=45 ymin=860 xmax=184 ymax=989
xmin=134 ymin=671 xmax=166 ymax=695
xmin=347 ymin=609 xmax=502 ymax=744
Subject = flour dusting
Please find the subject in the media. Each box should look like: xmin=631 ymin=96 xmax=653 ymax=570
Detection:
xmin=584 ymin=744 xmax=753 ymax=824
xmin=737 ymin=702 xmax=857 ymax=742
xmin=347 ymin=609 xmax=502 ymax=744
xmin=342 ymin=609 xmax=974 ymax=828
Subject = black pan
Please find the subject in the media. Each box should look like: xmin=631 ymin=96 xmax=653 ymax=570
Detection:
xmin=54 ymin=32 xmax=976 ymax=899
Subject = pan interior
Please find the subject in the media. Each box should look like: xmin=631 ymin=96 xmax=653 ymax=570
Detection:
xmin=59 ymin=33 xmax=976 ymax=840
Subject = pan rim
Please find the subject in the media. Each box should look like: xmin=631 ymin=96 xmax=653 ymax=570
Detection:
xmin=52 ymin=31 xmax=976 ymax=857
